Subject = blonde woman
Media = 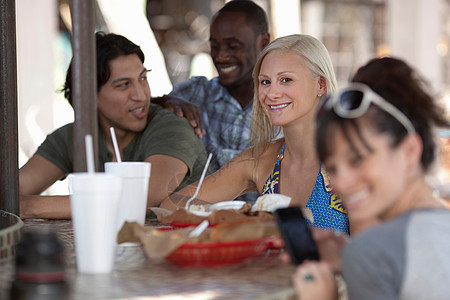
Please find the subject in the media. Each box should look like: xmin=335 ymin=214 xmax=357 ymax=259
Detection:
xmin=161 ymin=34 xmax=349 ymax=233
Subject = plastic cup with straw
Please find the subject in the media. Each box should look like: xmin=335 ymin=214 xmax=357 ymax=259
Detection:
xmin=105 ymin=127 xmax=151 ymax=236
xmin=69 ymin=134 xmax=123 ymax=273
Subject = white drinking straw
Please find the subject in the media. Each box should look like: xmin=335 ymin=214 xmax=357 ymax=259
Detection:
xmin=185 ymin=153 xmax=212 ymax=210
xmin=85 ymin=134 xmax=95 ymax=174
xmin=109 ymin=127 xmax=122 ymax=163
xmin=189 ymin=220 xmax=209 ymax=238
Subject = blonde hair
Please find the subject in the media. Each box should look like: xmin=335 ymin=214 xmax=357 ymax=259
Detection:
xmin=250 ymin=34 xmax=338 ymax=158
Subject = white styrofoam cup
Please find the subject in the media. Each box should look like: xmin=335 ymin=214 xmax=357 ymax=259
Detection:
xmin=70 ymin=172 xmax=123 ymax=274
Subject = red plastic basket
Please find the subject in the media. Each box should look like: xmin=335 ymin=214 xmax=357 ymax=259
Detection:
xmin=170 ymin=222 xmax=216 ymax=229
xmin=166 ymin=238 xmax=268 ymax=267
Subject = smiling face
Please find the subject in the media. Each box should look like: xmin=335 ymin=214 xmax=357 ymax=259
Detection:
xmin=97 ymin=54 xmax=151 ymax=135
xmin=324 ymin=119 xmax=410 ymax=224
xmin=209 ymin=11 xmax=265 ymax=90
xmin=257 ymin=50 xmax=324 ymax=127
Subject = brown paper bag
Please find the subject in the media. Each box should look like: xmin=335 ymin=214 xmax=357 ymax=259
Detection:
xmin=118 ymin=221 xmax=211 ymax=260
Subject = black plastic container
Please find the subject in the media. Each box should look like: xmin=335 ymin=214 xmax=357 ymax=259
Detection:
xmin=10 ymin=230 xmax=69 ymax=299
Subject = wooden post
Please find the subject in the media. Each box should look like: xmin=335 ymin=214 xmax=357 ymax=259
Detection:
xmin=0 ymin=0 xmax=18 ymax=214
xmin=70 ymin=0 xmax=98 ymax=172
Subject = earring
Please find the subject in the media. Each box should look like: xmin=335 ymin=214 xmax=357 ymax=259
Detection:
xmin=318 ymin=93 xmax=322 ymax=97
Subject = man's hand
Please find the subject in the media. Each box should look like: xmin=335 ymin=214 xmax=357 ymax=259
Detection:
xmin=19 ymin=194 xmax=72 ymax=219
xmin=153 ymin=95 xmax=205 ymax=138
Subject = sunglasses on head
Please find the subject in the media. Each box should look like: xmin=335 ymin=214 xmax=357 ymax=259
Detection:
xmin=317 ymin=82 xmax=415 ymax=134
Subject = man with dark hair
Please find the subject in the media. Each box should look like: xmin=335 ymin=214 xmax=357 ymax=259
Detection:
xmin=156 ymin=0 xmax=270 ymax=201
xmin=19 ymin=32 xmax=208 ymax=219
xmin=63 ymin=32 xmax=146 ymax=106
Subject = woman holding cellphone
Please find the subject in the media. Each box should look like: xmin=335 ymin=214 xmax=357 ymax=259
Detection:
xmin=294 ymin=57 xmax=450 ymax=300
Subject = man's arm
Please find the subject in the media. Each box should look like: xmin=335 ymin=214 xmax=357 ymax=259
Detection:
xmin=152 ymin=95 xmax=205 ymax=138
xmin=19 ymin=153 xmax=189 ymax=218
xmin=19 ymin=154 xmax=71 ymax=219
xmin=20 ymin=195 xmax=71 ymax=219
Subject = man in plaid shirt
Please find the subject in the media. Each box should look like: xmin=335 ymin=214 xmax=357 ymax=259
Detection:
xmin=156 ymin=1 xmax=270 ymax=183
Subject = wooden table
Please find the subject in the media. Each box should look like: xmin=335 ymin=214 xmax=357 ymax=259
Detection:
xmin=1 ymin=218 xmax=297 ymax=300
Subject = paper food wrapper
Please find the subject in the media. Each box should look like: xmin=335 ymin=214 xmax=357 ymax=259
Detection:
xmin=117 ymin=222 xmax=206 ymax=260
xmin=252 ymin=194 xmax=314 ymax=223
xmin=158 ymin=195 xmax=313 ymax=225
xmin=252 ymin=194 xmax=292 ymax=212
xmin=159 ymin=202 xmax=273 ymax=226
xmin=150 ymin=207 xmax=179 ymax=221
xmin=117 ymin=219 xmax=280 ymax=261
xmin=209 ymin=219 xmax=280 ymax=242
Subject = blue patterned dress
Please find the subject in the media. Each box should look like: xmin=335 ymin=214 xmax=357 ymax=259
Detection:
xmin=262 ymin=143 xmax=349 ymax=234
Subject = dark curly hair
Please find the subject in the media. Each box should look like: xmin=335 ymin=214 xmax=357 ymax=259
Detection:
xmin=316 ymin=57 xmax=449 ymax=172
xmin=63 ymin=32 xmax=145 ymax=106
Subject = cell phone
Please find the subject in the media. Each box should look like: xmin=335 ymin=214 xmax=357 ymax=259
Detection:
xmin=273 ymin=206 xmax=319 ymax=265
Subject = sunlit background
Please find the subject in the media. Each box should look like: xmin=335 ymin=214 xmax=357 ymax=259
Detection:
xmin=16 ymin=0 xmax=450 ymax=194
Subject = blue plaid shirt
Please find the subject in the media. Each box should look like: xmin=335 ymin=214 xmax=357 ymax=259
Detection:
xmin=169 ymin=76 xmax=253 ymax=172
xmin=169 ymin=76 xmax=257 ymax=203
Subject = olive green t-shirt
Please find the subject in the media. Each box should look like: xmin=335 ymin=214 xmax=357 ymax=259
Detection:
xmin=36 ymin=104 xmax=209 ymax=192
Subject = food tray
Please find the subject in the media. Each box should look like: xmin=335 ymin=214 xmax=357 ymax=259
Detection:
xmin=166 ymin=238 xmax=268 ymax=267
